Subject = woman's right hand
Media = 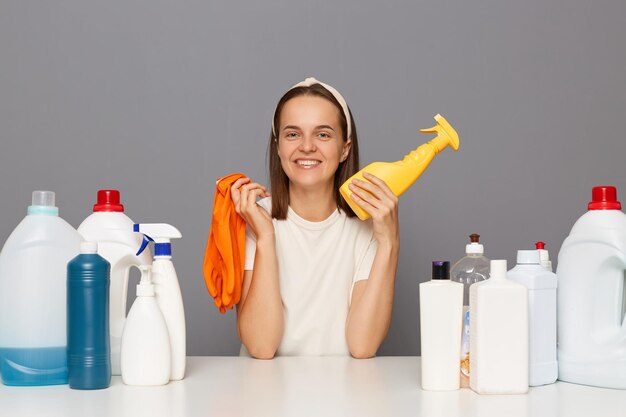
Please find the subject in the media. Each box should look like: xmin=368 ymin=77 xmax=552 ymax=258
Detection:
xmin=231 ymin=177 xmax=274 ymax=240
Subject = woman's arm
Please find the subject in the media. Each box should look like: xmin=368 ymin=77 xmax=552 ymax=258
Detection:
xmin=345 ymin=173 xmax=400 ymax=358
xmin=232 ymin=178 xmax=284 ymax=359
xmin=237 ymin=239 xmax=283 ymax=359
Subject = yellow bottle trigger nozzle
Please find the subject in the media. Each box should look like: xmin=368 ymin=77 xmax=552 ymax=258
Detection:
xmin=339 ymin=114 xmax=460 ymax=221
xmin=419 ymin=114 xmax=460 ymax=153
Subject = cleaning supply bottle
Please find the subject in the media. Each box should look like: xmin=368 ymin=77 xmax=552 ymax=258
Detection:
xmin=535 ymin=241 xmax=553 ymax=271
xmin=340 ymin=114 xmax=459 ymax=220
xmin=0 ymin=191 xmax=83 ymax=386
xmin=67 ymin=242 xmax=111 ymax=390
xmin=134 ymin=223 xmax=185 ymax=381
xmin=470 ymin=259 xmax=529 ymax=394
xmin=419 ymin=261 xmax=463 ymax=391
xmin=557 ymin=185 xmax=626 ymax=389
xmin=120 ymin=265 xmax=171 ymax=386
xmin=450 ymin=233 xmax=490 ymax=388
xmin=507 ymin=250 xmax=558 ymax=386
xmin=77 ymin=190 xmax=152 ymax=375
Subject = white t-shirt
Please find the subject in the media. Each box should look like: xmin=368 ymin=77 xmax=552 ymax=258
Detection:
xmin=242 ymin=197 xmax=377 ymax=356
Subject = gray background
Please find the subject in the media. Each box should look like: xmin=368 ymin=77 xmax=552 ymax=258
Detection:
xmin=1 ymin=0 xmax=625 ymax=356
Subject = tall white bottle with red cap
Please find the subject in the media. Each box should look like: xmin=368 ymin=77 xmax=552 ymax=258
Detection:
xmin=77 ymin=190 xmax=152 ymax=376
xmin=557 ymin=186 xmax=626 ymax=389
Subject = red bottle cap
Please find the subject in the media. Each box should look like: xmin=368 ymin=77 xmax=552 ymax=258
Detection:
xmin=535 ymin=241 xmax=545 ymax=250
xmin=588 ymin=186 xmax=621 ymax=211
xmin=93 ymin=190 xmax=125 ymax=212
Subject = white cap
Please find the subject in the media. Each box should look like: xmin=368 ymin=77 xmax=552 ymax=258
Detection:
xmin=466 ymin=233 xmax=484 ymax=255
xmin=137 ymin=265 xmax=155 ymax=297
xmin=80 ymin=242 xmax=98 ymax=254
xmin=490 ymin=260 xmax=507 ymax=280
xmin=517 ymin=250 xmax=540 ymax=264
xmin=31 ymin=190 xmax=55 ymax=207
xmin=466 ymin=242 xmax=484 ymax=255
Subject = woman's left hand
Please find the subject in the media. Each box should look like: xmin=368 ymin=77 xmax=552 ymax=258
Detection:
xmin=348 ymin=172 xmax=400 ymax=246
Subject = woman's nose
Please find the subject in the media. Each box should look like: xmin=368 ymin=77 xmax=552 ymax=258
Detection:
xmin=298 ymin=135 xmax=316 ymax=152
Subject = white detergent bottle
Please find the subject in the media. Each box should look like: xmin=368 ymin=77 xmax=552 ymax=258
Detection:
xmin=535 ymin=242 xmax=553 ymax=271
xmin=470 ymin=259 xmax=529 ymax=394
xmin=508 ymin=250 xmax=558 ymax=386
xmin=0 ymin=191 xmax=83 ymax=386
xmin=450 ymin=233 xmax=490 ymax=388
xmin=134 ymin=223 xmax=185 ymax=381
xmin=557 ymin=186 xmax=626 ymax=389
xmin=419 ymin=261 xmax=463 ymax=391
xmin=121 ymin=265 xmax=170 ymax=386
xmin=77 ymin=190 xmax=152 ymax=375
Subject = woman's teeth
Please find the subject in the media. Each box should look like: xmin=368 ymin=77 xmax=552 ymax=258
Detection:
xmin=296 ymin=160 xmax=321 ymax=167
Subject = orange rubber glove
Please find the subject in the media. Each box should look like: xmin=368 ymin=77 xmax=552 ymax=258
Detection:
xmin=203 ymin=173 xmax=247 ymax=313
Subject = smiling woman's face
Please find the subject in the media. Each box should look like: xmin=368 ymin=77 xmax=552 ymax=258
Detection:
xmin=276 ymin=95 xmax=352 ymax=192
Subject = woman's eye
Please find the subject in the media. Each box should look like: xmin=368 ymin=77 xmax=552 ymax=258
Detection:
xmin=285 ymin=132 xmax=299 ymax=140
xmin=318 ymin=132 xmax=331 ymax=140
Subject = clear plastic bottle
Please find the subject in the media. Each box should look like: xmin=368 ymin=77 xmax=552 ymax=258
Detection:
xmin=450 ymin=234 xmax=490 ymax=388
xmin=0 ymin=191 xmax=83 ymax=386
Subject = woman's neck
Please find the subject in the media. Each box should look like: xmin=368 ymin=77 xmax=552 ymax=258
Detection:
xmin=288 ymin=183 xmax=337 ymax=222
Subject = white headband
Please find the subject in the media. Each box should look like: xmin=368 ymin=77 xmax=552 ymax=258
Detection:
xmin=271 ymin=77 xmax=352 ymax=140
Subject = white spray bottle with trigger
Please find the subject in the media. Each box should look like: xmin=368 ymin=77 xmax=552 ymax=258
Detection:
xmin=134 ymin=223 xmax=186 ymax=381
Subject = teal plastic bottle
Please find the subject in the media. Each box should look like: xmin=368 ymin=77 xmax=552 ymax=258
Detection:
xmin=67 ymin=242 xmax=111 ymax=389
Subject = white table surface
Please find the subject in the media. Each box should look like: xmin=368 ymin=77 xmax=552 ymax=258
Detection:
xmin=1 ymin=356 xmax=625 ymax=417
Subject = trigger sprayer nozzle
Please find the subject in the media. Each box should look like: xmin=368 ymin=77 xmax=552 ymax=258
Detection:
xmin=133 ymin=223 xmax=182 ymax=257
xmin=136 ymin=235 xmax=154 ymax=256
xmin=420 ymin=114 xmax=460 ymax=153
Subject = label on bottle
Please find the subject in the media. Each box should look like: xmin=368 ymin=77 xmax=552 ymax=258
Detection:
xmin=460 ymin=307 xmax=470 ymax=388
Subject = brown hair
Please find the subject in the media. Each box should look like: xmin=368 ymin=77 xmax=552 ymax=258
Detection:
xmin=268 ymin=83 xmax=360 ymax=219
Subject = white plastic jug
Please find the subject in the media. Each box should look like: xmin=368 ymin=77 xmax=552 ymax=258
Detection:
xmin=557 ymin=186 xmax=626 ymax=389
xmin=77 ymin=190 xmax=151 ymax=376
xmin=0 ymin=191 xmax=83 ymax=386
xmin=470 ymin=259 xmax=529 ymax=394
xmin=508 ymin=250 xmax=558 ymax=387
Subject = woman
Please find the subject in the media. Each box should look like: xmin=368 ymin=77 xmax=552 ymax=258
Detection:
xmin=232 ymin=77 xmax=399 ymax=359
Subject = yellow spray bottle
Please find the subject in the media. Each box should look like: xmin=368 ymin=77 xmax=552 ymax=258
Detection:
xmin=340 ymin=114 xmax=459 ymax=220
